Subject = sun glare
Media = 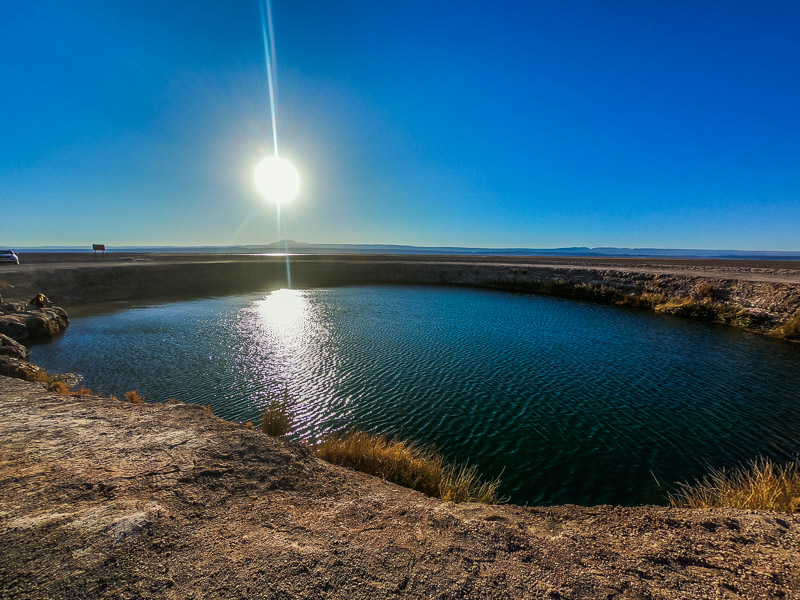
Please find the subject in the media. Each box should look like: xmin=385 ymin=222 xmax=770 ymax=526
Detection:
xmin=254 ymin=156 xmax=300 ymax=205
xmin=257 ymin=288 xmax=308 ymax=333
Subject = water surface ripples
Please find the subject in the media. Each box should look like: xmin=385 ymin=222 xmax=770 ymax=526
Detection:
xmin=31 ymin=286 xmax=800 ymax=505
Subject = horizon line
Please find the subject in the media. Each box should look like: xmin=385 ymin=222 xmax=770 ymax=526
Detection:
xmin=5 ymin=242 xmax=800 ymax=256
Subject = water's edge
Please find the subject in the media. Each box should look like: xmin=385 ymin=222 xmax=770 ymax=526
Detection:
xmin=2 ymin=255 xmax=799 ymax=338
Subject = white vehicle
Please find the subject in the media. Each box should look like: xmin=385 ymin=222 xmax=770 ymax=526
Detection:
xmin=0 ymin=250 xmax=20 ymax=264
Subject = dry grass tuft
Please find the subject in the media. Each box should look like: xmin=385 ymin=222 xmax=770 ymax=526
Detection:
xmin=314 ymin=430 xmax=504 ymax=504
xmin=125 ymin=390 xmax=145 ymax=405
xmin=31 ymin=375 xmax=93 ymax=398
xmin=48 ymin=381 xmax=72 ymax=395
xmin=15 ymin=367 xmax=95 ymax=397
xmin=652 ymin=297 xmax=707 ymax=317
xmin=650 ymin=297 xmax=755 ymax=328
xmin=22 ymin=370 xmax=47 ymax=383
xmin=512 ymin=279 xmax=762 ymax=330
xmin=616 ymin=292 xmax=667 ymax=308
xmin=440 ymin=463 xmax=505 ymax=504
xmin=260 ymin=397 xmax=294 ymax=436
xmin=316 ymin=431 xmax=442 ymax=496
xmin=670 ymin=457 xmax=800 ymax=512
xmin=695 ymin=281 xmax=717 ymax=301
xmin=773 ymin=313 xmax=800 ymax=340
xmin=21 ymin=367 xmax=60 ymax=387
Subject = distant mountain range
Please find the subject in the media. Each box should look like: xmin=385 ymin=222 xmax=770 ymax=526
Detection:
xmin=255 ymin=241 xmax=800 ymax=259
xmin=10 ymin=240 xmax=800 ymax=260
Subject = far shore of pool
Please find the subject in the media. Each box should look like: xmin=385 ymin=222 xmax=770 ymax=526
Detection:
xmin=1 ymin=252 xmax=799 ymax=339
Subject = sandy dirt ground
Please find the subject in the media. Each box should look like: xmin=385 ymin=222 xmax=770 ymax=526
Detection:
xmin=2 ymin=376 xmax=798 ymax=600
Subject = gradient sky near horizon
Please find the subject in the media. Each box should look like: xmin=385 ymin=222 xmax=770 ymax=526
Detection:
xmin=2 ymin=1 xmax=799 ymax=250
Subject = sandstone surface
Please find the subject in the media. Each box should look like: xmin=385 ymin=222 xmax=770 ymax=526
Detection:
xmin=1 ymin=376 xmax=798 ymax=599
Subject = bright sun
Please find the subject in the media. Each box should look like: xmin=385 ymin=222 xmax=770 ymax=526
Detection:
xmin=254 ymin=156 xmax=300 ymax=205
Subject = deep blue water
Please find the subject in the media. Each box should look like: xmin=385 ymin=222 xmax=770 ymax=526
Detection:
xmin=30 ymin=286 xmax=800 ymax=506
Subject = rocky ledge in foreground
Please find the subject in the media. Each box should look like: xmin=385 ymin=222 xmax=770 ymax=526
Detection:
xmin=1 ymin=376 xmax=798 ymax=600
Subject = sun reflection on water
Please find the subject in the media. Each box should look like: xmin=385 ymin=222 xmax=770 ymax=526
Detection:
xmin=255 ymin=288 xmax=309 ymax=334
xmin=237 ymin=288 xmax=336 ymax=435
xmin=229 ymin=289 xmax=360 ymax=440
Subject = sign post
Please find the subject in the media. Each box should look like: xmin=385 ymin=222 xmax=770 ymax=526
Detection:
xmin=92 ymin=244 xmax=106 ymax=259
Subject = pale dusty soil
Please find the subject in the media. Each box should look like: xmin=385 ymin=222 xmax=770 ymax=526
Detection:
xmin=1 ymin=376 xmax=798 ymax=600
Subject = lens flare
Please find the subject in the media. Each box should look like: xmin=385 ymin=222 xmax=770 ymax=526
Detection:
xmin=254 ymin=156 xmax=300 ymax=204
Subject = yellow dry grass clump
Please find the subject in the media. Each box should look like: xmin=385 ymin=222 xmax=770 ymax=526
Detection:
xmin=21 ymin=368 xmax=62 ymax=388
xmin=260 ymin=398 xmax=293 ymax=436
xmin=48 ymin=381 xmax=72 ymax=395
xmin=773 ymin=313 xmax=800 ymax=340
xmin=22 ymin=369 xmax=95 ymax=398
xmin=439 ymin=462 xmax=506 ymax=504
xmin=670 ymin=457 xmax=800 ymax=512
xmin=125 ymin=390 xmax=145 ymax=405
xmin=314 ymin=430 xmax=504 ymax=504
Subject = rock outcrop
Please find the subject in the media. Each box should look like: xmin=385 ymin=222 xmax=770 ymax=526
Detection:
xmin=0 ymin=305 xmax=68 ymax=341
xmin=0 ymin=303 xmax=70 ymax=383
xmin=0 ymin=355 xmax=46 ymax=381
xmin=0 ymin=334 xmax=30 ymax=360
xmin=0 ymin=334 xmax=40 ymax=381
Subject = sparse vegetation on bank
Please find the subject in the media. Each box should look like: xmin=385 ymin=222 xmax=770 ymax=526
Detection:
xmin=773 ymin=313 xmax=800 ymax=340
xmin=439 ymin=461 xmax=506 ymax=504
xmin=260 ymin=395 xmax=294 ymax=436
xmin=670 ymin=457 xmax=800 ymax=512
xmin=48 ymin=380 xmax=71 ymax=394
xmin=125 ymin=390 xmax=145 ymax=404
xmin=16 ymin=364 xmax=58 ymax=386
xmin=505 ymin=279 xmax=764 ymax=329
xmin=314 ymin=430 xmax=504 ymax=504
xmin=14 ymin=366 xmax=96 ymax=397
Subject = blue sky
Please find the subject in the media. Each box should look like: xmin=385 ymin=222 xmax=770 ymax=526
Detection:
xmin=2 ymin=1 xmax=799 ymax=249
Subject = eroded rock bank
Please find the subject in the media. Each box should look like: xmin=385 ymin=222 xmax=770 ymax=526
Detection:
xmin=1 ymin=254 xmax=799 ymax=336
xmin=0 ymin=334 xmax=30 ymax=360
xmin=0 ymin=302 xmax=69 ymax=341
xmin=0 ymin=300 xmax=70 ymax=385
xmin=0 ymin=296 xmax=70 ymax=381
xmin=1 ymin=375 xmax=798 ymax=599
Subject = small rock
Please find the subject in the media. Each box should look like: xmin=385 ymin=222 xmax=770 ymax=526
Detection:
xmin=0 ymin=333 xmax=30 ymax=360
xmin=111 ymin=504 xmax=162 ymax=544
